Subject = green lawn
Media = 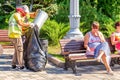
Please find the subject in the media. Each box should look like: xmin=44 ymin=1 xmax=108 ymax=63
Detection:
xmin=48 ymin=45 xmax=64 ymax=61
xmin=0 ymin=42 xmax=11 ymax=45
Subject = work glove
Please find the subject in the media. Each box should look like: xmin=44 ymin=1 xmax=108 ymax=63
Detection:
xmin=30 ymin=23 xmax=35 ymax=28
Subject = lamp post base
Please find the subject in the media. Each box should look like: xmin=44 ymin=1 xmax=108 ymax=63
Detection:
xmin=64 ymin=29 xmax=84 ymax=39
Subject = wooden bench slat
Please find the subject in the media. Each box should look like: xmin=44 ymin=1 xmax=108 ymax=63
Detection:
xmin=0 ymin=36 xmax=8 ymax=37
xmin=61 ymin=47 xmax=84 ymax=50
xmin=69 ymin=55 xmax=94 ymax=61
xmin=69 ymin=54 xmax=120 ymax=61
xmin=60 ymin=43 xmax=83 ymax=46
xmin=0 ymin=38 xmax=11 ymax=42
xmin=69 ymin=49 xmax=86 ymax=53
xmin=0 ymin=34 xmax=8 ymax=35
xmin=2 ymin=45 xmax=14 ymax=48
xmin=111 ymin=54 xmax=120 ymax=58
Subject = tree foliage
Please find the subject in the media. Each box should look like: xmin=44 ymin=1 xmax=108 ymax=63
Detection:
xmin=0 ymin=0 xmax=15 ymax=29
xmin=79 ymin=0 xmax=117 ymax=37
xmin=1 ymin=0 xmax=120 ymax=44
xmin=97 ymin=0 xmax=120 ymax=21
xmin=22 ymin=0 xmax=58 ymax=17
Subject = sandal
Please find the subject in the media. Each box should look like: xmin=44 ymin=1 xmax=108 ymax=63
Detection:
xmin=107 ymin=71 xmax=114 ymax=75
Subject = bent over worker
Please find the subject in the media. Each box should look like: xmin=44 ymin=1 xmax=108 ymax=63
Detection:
xmin=8 ymin=7 xmax=33 ymax=69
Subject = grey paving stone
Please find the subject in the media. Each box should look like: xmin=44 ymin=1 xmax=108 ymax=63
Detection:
xmin=0 ymin=49 xmax=120 ymax=80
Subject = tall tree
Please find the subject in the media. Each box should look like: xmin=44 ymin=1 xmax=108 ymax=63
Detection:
xmin=97 ymin=0 xmax=120 ymax=21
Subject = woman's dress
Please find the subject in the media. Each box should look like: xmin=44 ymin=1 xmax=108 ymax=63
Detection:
xmin=86 ymin=32 xmax=111 ymax=64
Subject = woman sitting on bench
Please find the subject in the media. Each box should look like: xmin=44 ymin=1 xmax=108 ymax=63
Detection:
xmin=84 ymin=21 xmax=113 ymax=75
xmin=111 ymin=21 xmax=120 ymax=53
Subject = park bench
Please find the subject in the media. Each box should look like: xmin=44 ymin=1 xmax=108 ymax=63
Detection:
xmin=59 ymin=38 xmax=120 ymax=74
xmin=0 ymin=30 xmax=13 ymax=48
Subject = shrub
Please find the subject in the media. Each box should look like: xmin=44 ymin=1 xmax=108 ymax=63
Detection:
xmin=40 ymin=19 xmax=69 ymax=45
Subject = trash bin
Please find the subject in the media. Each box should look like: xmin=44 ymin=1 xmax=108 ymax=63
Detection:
xmin=40 ymin=39 xmax=48 ymax=53
xmin=33 ymin=10 xmax=48 ymax=31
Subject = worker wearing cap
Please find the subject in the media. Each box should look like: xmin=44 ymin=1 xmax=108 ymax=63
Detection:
xmin=8 ymin=7 xmax=33 ymax=69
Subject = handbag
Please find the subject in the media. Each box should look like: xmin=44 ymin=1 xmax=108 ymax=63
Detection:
xmin=85 ymin=48 xmax=94 ymax=57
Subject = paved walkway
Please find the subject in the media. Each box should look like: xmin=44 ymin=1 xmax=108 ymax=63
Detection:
xmin=0 ymin=49 xmax=120 ymax=80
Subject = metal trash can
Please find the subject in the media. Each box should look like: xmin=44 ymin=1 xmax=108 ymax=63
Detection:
xmin=33 ymin=10 xmax=48 ymax=31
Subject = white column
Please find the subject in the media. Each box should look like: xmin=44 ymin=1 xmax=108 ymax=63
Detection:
xmin=64 ymin=0 xmax=83 ymax=39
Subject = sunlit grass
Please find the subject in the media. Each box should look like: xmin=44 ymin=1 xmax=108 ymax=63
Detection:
xmin=0 ymin=42 xmax=11 ymax=45
xmin=48 ymin=45 xmax=64 ymax=61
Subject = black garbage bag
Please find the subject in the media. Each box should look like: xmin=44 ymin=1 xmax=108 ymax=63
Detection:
xmin=23 ymin=26 xmax=47 ymax=71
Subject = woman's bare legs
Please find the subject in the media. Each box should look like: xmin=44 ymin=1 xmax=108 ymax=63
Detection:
xmin=97 ymin=50 xmax=113 ymax=75
xmin=96 ymin=51 xmax=104 ymax=62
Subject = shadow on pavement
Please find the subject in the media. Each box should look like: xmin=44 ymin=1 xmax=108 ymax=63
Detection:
xmin=0 ymin=54 xmax=13 ymax=71
xmin=45 ymin=62 xmax=120 ymax=76
xmin=0 ymin=53 xmax=120 ymax=76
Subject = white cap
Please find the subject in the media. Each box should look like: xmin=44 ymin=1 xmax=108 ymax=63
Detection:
xmin=16 ymin=5 xmax=29 ymax=13
xmin=22 ymin=5 xmax=29 ymax=13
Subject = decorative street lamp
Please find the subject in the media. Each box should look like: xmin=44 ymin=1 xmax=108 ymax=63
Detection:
xmin=64 ymin=0 xmax=83 ymax=39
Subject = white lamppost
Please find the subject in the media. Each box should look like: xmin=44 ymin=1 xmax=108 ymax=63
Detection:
xmin=64 ymin=0 xmax=83 ymax=39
